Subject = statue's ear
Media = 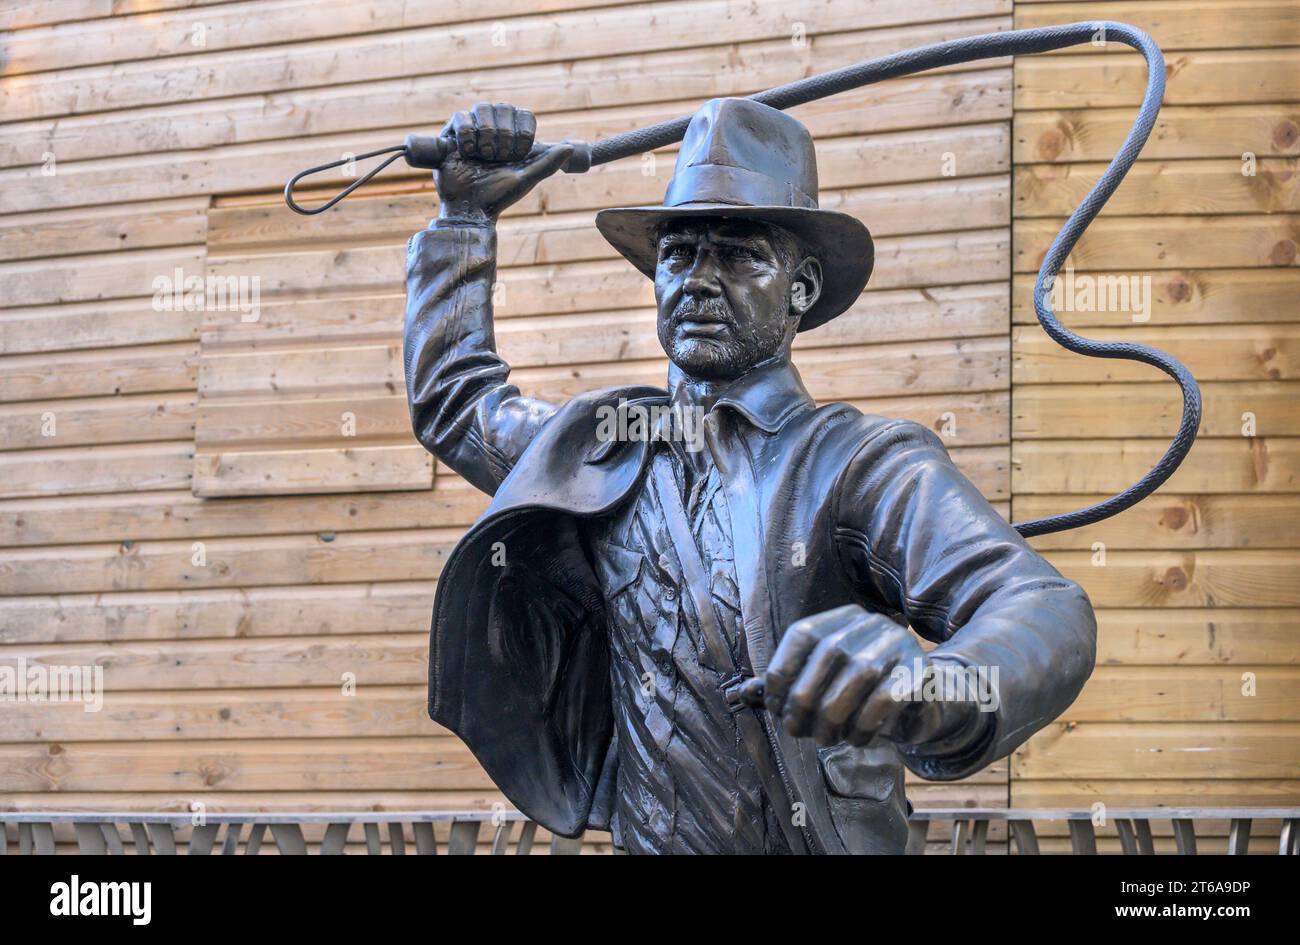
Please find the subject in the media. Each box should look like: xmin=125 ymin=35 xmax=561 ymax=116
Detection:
xmin=790 ymin=256 xmax=823 ymax=318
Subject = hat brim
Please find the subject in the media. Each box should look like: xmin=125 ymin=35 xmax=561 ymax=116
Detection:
xmin=594 ymin=203 xmax=873 ymax=332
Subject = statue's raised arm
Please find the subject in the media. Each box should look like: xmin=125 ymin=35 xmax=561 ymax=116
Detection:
xmin=404 ymin=104 xmax=574 ymax=494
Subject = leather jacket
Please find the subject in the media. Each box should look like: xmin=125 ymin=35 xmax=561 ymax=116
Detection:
xmin=406 ymin=221 xmax=1098 ymax=853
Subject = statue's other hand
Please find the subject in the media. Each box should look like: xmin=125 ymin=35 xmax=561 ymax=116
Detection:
xmin=434 ymin=103 xmax=573 ymax=225
xmin=757 ymin=604 xmax=950 ymax=748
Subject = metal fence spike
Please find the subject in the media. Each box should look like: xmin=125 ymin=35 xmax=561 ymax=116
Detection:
xmin=1227 ymin=819 xmax=1251 ymax=856
xmin=244 ymin=823 xmax=266 ymax=855
xmin=270 ymin=823 xmax=307 ymax=855
xmin=413 ymin=822 xmax=437 ymax=855
xmin=221 ymin=822 xmax=244 ymax=856
xmin=321 ymin=822 xmax=350 ymax=856
xmin=1008 ymin=820 xmax=1039 ymax=855
xmin=363 ymin=822 xmax=382 ymax=855
xmin=387 ymin=822 xmax=406 ymax=855
xmin=515 ymin=821 xmax=537 ymax=855
xmin=146 ymin=822 xmax=177 ymax=855
xmin=74 ymin=822 xmax=108 ymax=855
xmin=448 ymin=820 xmax=482 ymax=855
xmin=1068 ymin=820 xmax=1097 ymax=855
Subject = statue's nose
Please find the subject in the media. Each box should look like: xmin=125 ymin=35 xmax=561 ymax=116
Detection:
xmin=682 ymin=254 xmax=722 ymax=298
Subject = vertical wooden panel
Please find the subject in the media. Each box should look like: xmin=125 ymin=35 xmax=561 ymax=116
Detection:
xmin=1009 ymin=0 xmax=1300 ymax=821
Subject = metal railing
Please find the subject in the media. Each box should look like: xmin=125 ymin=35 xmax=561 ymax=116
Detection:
xmin=0 ymin=811 xmax=577 ymax=855
xmin=2 ymin=808 xmax=1297 ymax=854
xmin=909 ymin=808 xmax=1300 ymax=855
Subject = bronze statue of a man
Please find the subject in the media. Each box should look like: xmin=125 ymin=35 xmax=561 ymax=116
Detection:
xmin=405 ymin=98 xmax=1097 ymax=854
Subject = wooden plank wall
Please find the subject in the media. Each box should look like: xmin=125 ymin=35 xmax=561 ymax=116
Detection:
xmin=0 ymin=0 xmax=1013 ymax=852
xmin=1 ymin=0 xmax=1294 ymax=855
xmin=1011 ymin=0 xmax=1300 ymax=852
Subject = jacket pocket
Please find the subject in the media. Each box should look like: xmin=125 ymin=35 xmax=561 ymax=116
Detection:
xmin=818 ymin=742 xmax=910 ymax=854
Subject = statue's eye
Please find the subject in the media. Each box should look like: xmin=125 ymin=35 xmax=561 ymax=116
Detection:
xmin=726 ymin=246 xmax=757 ymax=262
xmin=663 ymin=243 xmax=692 ymax=261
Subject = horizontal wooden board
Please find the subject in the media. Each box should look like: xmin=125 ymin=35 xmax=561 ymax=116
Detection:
xmin=1019 ymin=324 xmax=1294 ymax=387
xmin=0 ymin=736 xmax=489 ymax=792
xmin=0 ymin=581 xmax=440 ymax=645
xmin=0 ymin=485 xmax=489 ymax=547
xmin=1013 ymin=324 xmax=1297 ymax=382
xmin=1014 ymin=0 xmax=1300 ymax=52
xmin=0 ymin=684 xmax=437 ymax=743
xmin=0 ymin=1 xmax=232 ymax=32
xmin=1067 ymin=666 xmax=1300 ymax=722
xmin=1011 ymin=778 xmax=1300 ymax=809
xmin=1047 ymin=549 xmax=1300 ymax=608
xmin=1014 ymin=158 xmax=1300 ymax=217
xmin=0 ymin=296 xmax=201 ymax=356
xmin=0 ymin=441 xmax=193 ymax=499
xmin=1013 ymin=721 xmax=1300 ymax=779
xmin=1014 ymin=213 xmax=1300 ymax=272
xmin=192 ymin=444 xmax=434 ymax=497
xmin=0 ymin=528 xmax=459 ymax=595
xmin=0 ymin=245 xmax=205 ymax=309
xmin=0 ymin=788 xmax=506 ymax=814
xmin=0 ymin=393 xmax=196 ymax=451
xmin=1013 ymin=381 xmax=1299 ymax=437
xmin=0 ymin=342 xmax=199 ymax=403
xmin=0 ymin=197 xmax=209 ymax=263
xmin=1018 ymin=493 xmax=1300 ymax=549
xmin=1013 ymin=437 xmax=1299 ymax=493
xmin=1011 ymin=268 xmax=1300 ymax=327
xmin=0 ymin=633 xmax=428 ymax=691
xmin=1094 ymin=608 xmax=1300 ymax=666
xmin=1015 ymin=103 xmax=1300 ymax=164
xmin=1015 ymin=48 xmax=1300 ymax=110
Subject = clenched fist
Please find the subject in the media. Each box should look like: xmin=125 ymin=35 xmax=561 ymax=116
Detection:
xmin=435 ymin=103 xmax=573 ymax=226
xmin=740 ymin=604 xmax=973 ymax=748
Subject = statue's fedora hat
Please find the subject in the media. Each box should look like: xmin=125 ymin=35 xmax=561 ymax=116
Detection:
xmin=595 ymin=98 xmax=873 ymax=332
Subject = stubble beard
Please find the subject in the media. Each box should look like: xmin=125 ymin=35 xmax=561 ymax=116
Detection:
xmin=659 ymin=294 xmax=789 ymax=382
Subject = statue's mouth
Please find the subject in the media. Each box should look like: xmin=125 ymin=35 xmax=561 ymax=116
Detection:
xmin=678 ymin=319 xmax=731 ymax=338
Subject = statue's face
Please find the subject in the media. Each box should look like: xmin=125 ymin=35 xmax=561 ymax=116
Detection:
xmin=654 ymin=217 xmax=816 ymax=382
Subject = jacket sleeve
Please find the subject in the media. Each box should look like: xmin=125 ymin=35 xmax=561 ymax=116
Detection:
xmin=830 ymin=419 xmax=1097 ymax=780
xmin=404 ymin=222 xmax=558 ymax=495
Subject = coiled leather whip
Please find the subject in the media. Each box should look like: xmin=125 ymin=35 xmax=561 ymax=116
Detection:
xmin=285 ymin=20 xmax=1202 ymax=538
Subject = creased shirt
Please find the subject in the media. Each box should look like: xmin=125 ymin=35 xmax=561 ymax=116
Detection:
xmin=587 ymin=442 xmax=793 ymax=855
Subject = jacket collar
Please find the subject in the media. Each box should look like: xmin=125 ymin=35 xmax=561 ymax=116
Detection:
xmin=671 ymin=356 xmax=815 ymax=435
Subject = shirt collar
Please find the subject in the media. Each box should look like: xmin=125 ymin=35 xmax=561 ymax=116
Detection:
xmin=670 ymin=357 xmax=815 ymax=435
